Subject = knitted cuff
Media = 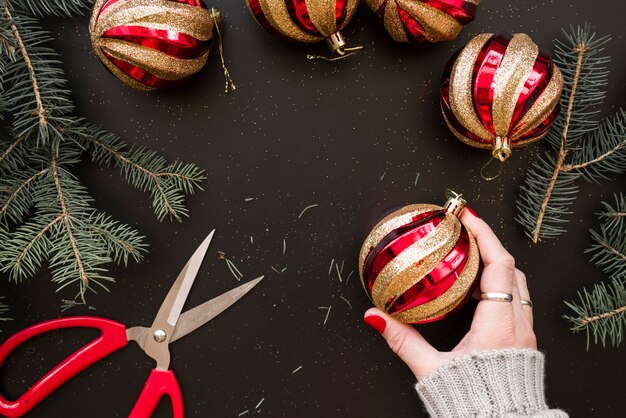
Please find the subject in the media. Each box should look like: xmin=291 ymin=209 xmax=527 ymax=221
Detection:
xmin=415 ymin=349 xmax=567 ymax=418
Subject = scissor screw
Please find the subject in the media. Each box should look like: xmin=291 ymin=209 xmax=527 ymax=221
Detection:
xmin=153 ymin=329 xmax=167 ymax=343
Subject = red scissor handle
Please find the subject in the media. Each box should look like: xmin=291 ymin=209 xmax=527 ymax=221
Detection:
xmin=0 ymin=316 xmax=128 ymax=417
xmin=129 ymin=369 xmax=184 ymax=418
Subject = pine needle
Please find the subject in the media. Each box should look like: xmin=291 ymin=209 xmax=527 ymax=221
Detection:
xmin=339 ymin=296 xmax=352 ymax=309
xmin=318 ymin=306 xmax=332 ymax=325
xmin=291 ymin=366 xmax=302 ymax=374
xmin=298 ymin=204 xmax=318 ymax=219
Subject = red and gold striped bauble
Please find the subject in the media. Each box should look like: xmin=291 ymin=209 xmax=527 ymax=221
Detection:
xmin=359 ymin=191 xmax=480 ymax=324
xmin=365 ymin=0 xmax=480 ymax=45
xmin=245 ymin=0 xmax=360 ymax=55
xmin=440 ymin=32 xmax=564 ymax=161
xmin=90 ymin=0 xmax=218 ymax=91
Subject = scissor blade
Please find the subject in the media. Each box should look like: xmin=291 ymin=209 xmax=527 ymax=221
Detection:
xmin=170 ymin=276 xmax=263 ymax=343
xmin=151 ymin=230 xmax=215 ymax=329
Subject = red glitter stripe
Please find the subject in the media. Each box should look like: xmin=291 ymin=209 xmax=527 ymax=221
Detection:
xmin=103 ymin=50 xmax=182 ymax=89
xmin=396 ymin=4 xmax=428 ymax=45
xmin=103 ymin=26 xmax=208 ymax=59
xmin=284 ymin=0 xmax=322 ymax=36
xmin=421 ymin=0 xmax=476 ymax=25
xmin=389 ymin=228 xmax=470 ymax=315
xmin=363 ymin=211 xmax=443 ymax=297
xmin=335 ymin=0 xmax=347 ymax=27
xmin=472 ymin=33 xmax=512 ymax=136
xmin=508 ymin=50 xmax=552 ymax=132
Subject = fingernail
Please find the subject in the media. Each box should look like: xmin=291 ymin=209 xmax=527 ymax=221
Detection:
xmin=364 ymin=314 xmax=386 ymax=333
xmin=465 ymin=206 xmax=479 ymax=217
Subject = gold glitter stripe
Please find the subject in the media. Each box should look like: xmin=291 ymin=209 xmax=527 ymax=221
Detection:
xmin=511 ymin=130 xmax=550 ymax=148
xmin=491 ymin=33 xmax=538 ymax=137
xmin=371 ymin=214 xmax=460 ymax=307
xmin=95 ymin=0 xmax=211 ymax=37
xmin=511 ymin=64 xmax=564 ymax=140
xmin=258 ymin=0 xmax=320 ymax=43
xmin=465 ymin=0 xmax=481 ymax=5
xmin=449 ymin=33 xmax=494 ymax=140
xmin=359 ymin=204 xmax=440 ymax=278
xmin=100 ymin=39 xmax=209 ymax=80
xmin=93 ymin=47 xmax=154 ymax=91
xmin=442 ymin=107 xmax=492 ymax=149
xmin=365 ymin=0 xmax=386 ymax=12
xmin=341 ymin=0 xmax=360 ymax=31
xmin=384 ymin=0 xmax=409 ymax=43
xmin=305 ymin=0 xmax=336 ymax=37
xmin=398 ymin=0 xmax=462 ymax=43
xmin=392 ymin=227 xmax=480 ymax=323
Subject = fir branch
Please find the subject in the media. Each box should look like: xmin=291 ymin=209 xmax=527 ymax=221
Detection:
xmin=564 ymin=274 xmax=626 ymax=349
xmin=586 ymin=194 xmax=626 ymax=277
xmin=0 ymin=9 xmax=203 ymax=306
xmin=67 ymin=123 xmax=205 ymax=221
xmin=9 ymin=0 xmax=91 ymax=18
xmin=515 ymin=25 xmax=623 ymax=243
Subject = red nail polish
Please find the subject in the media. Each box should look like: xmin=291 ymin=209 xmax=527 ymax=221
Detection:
xmin=364 ymin=315 xmax=386 ymax=333
xmin=465 ymin=206 xmax=479 ymax=217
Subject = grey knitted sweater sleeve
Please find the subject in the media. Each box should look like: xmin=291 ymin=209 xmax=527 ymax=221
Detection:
xmin=415 ymin=349 xmax=568 ymax=418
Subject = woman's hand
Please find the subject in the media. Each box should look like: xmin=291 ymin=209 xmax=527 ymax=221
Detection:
xmin=363 ymin=209 xmax=536 ymax=380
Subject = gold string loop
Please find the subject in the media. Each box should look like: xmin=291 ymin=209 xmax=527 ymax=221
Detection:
xmin=210 ymin=8 xmax=235 ymax=93
xmin=306 ymin=45 xmax=364 ymax=62
xmin=480 ymin=156 xmax=504 ymax=181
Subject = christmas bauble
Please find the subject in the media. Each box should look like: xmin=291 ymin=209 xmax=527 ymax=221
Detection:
xmin=245 ymin=0 xmax=360 ymax=56
xmin=440 ymin=32 xmax=564 ymax=161
xmin=365 ymin=0 xmax=480 ymax=45
xmin=359 ymin=191 xmax=480 ymax=324
xmin=90 ymin=0 xmax=218 ymax=91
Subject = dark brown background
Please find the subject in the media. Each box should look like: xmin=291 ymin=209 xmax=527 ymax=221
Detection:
xmin=1 ymin=0 xmax=625 ymax=417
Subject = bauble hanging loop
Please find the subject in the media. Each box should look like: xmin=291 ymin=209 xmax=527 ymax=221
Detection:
xmin=90 ymin=0 xmax=232 ymax=91
xmin=440 ymin=32 xmax=564 ymax=162
xmin=245 ymin=0 xmax=361 ymax=60
xmin=359 ymin=190 xmax=480 ymax=324
xmin=365 ymin=0 xmax=481 ymax=46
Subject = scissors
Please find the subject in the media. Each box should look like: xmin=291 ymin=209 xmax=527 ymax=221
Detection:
xmin=0 ymin=230 xmax=262 ymax=417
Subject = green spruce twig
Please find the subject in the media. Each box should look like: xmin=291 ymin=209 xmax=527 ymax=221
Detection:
xmin=0 ymin=3 xmax=205 ymax=307
xmin=586 ymin=193 xmax=626 ymax=278
xmin=564 ymin=274 xmax=626 ymax=349
xmin=515 ymin=25 xmax=625 ymax=243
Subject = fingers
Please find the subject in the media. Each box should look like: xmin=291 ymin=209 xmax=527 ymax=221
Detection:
xmin=515 ymin=269 xmax=533 ymax=326
xmin=460 ymin=210 xmax=512 ymax=267
xmin=363 ymin=308 xmax=442 ymax=380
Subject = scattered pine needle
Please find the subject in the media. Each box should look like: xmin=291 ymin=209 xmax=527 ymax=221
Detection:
xmin=283 ymin=239 xmax=286 ymax=255
xmin=380 ymin=171 xmax=386 ymax=181
xmin=250 ymin=236 xmax=254 ymax=244
xmin=345 ymin=270 xmax=354 ymax=285
xmin=318 ymin=306 xmax=332 ymax=325
xmin=291 ymin=366 xmax=303 ymax=374
xmin=255 ymin=398 xmax=265 ymax=409
xmin=271 ymin=266 xmax=280 ymax=274
xmin=414 ymin=173 xmax=420 ymax=186
xmin=238 ymin=410 xmax=249 ymax=416
xmin=218 ymin=251 xmax=244 ymax=281
xmin=335 ymin=263 xmax=343 ymax=282
xmin=339 ymin=296 xmax=352 ymax=309
xmin=328 ymin=259 xmax=335 ymax=275
xmin=244 ymin=197 xmax=255 ymax=202
xmin=298 ymin=204 xmax=319 ymax=219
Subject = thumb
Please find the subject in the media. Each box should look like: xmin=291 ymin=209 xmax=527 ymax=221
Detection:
xmin=364 ymin=308 xmax=440 ymax=379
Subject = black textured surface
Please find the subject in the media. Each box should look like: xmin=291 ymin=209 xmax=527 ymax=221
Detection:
xmin=1 ymin=1 xmax=625 ymax=417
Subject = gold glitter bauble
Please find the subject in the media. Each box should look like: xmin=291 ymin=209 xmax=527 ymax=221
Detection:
xmin=90 ymin=0 xmax=218 ymax=91
xmin=359 ymin=191 xmax=480 ymax=324
xmin=441 ymin=32 xmax=564 ymax=161
xmin=245 ymin=0 xmax=360 ymax=55
xmin=365 ymin=0 xmax=481 ymax=45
